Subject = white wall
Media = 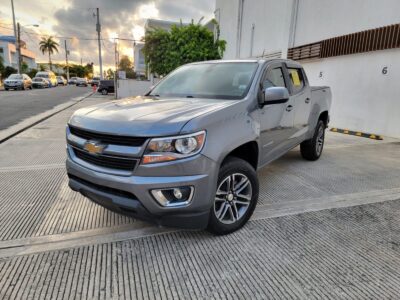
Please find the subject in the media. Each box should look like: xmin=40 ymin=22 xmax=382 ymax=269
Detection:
xmin=294 ymin=0 xmax=400 ymax=46
xmin=215 ymin=0 xmax=240 ymax=59
xmin=215 ymin=0 xmax=400 ymax=138
xmin=216 ymin=0 xmax=293 ymax=59
xmin=239 ymin=0 xmax=293 ymax=58
xmin=117 ymin=79 xmax=152 ymax=99
xmin=303 ymin=49 xmax=400 ymax=138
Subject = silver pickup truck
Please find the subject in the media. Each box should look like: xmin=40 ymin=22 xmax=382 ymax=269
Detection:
xmin=66 ymin=59 xmax=331 ymax=235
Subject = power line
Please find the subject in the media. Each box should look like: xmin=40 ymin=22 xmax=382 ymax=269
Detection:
xmin=1 ymin=24 xmax=140 ymax=42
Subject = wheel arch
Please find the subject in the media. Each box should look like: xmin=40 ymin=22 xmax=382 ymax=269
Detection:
xmin=319 ymin=111 xmax=329 ymax=126
xmin=221 ymin=141 xmax=259 ymax=170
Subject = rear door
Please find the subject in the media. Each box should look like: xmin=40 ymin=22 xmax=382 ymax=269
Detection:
xmin=285 ymin=64 xmax=312 ymax=141
xmin=258 ymin=62 xmax=296 ymax=165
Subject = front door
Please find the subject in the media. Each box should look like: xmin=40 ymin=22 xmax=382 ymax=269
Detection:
xmin=286 ymin=66 xmax=312 ymax=142
xmin=259 ymin=63 xmax=296 ymax=166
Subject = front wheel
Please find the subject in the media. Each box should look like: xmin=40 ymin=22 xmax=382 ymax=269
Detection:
xmin=101 ymin=89 xmax=108 ymax=95
xmin=207 ymin=157 xmax=259 ymax=235
xmin=300 ymin=120 xmax=326 ymax=161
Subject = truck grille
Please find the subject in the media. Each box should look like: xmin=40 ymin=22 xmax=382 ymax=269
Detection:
xmin=69 ymin=126 xmax=146 ymax=147
xmin=73 ymin=148 xmax=138 ymax=171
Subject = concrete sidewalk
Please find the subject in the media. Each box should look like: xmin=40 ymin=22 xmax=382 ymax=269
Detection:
xmin=0 ymin=95 xmax=399 ymax=299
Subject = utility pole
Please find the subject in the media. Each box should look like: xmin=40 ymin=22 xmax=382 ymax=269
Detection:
xmin=11 ymin=0 xmax=20 ymax=73
xmin=96 ymin=8 xmax=103 ymax=79
xmin=114 ymin=39 xmax=118 ymax=99
xmin=64 ymin=40 xmax=70 ymax=81
xmin=17 ymin=22 xmax=22 ymax=73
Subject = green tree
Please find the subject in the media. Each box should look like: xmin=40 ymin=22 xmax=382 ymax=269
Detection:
xmin=39 ymin=37 xmax=59 ymax=71
xmin=2 ymin=66 xmax=17 ymax=79
xmin=0 ymin=56 xmax=4 ymax=80
xmin=27 ymin=68 xmax=38 ymax=79
xmin=69 ymin=64 xmax=86 ymax=78
xmin=21 ymin=61 xmax=29 ymax=74
xmin=143 ymin=20 xmax=226 ymax=76
xmin=118 ymin=55 xmax=136 ymax=79
xmin=106 ymin=68 xmax=115 ymax=79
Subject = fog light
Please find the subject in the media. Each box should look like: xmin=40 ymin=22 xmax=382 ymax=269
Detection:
xmin=173 ymin=188 xmax=183 ymax=199
xmin=151 ymin=186 xmax=194 ymax=207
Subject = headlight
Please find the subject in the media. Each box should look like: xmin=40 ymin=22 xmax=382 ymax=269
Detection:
xmin=142 ymin=131 xmax=206 ymax=164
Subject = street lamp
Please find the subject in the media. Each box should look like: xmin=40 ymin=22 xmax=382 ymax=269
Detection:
xmin=16 ymin=23 xmax=39 ymax=73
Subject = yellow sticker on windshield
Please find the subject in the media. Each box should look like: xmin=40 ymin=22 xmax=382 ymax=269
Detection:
xmin=290 ymin=70 xmax=301 ymax=86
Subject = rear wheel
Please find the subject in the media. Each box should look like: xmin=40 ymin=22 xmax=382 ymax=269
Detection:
xmin=101 ymin=89 xmax=108 ymax=95
xmin=207 ymin=157 xmax=259 ymax=235
xmin=300 ymin=120 xmax=325 ymax=161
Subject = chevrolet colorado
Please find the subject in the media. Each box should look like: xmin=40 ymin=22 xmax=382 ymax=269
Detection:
xmin=66 ymin=59 xmax=332 ymax=235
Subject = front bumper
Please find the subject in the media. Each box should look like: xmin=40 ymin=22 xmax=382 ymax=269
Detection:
xmin=32 ymin=83 xmax=46 ymax=88
xmin=66 ymin=153 xmax=218 ymax=229
xmin=4 ymin=83 xmax=23 ymax=89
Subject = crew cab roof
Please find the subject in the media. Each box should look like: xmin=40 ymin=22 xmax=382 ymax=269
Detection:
xmin=188 ymin=58 xmax=302 ymax=68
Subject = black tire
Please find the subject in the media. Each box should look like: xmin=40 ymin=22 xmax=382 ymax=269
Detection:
xmin=5 ymin=88 xmax=9 ymax=91
xmin=300 ymin=120 xmax=326 ymax=161
xmin=207 ymin=157 xmax=259 ymax=235
xmin=101 ymin=89 xmax=108 ymax=95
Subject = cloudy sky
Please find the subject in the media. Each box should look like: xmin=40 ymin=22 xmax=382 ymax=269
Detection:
xmin=0 ymin=0 xmax=215 ymax=74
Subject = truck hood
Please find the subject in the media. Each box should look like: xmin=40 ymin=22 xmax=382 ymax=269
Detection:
xmin=69 ymin=96 xmax=235 ymax=137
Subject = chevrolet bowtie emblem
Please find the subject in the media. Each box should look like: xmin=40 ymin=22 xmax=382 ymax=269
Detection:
xmin=83 ymin=141 xmax=105 ymax=155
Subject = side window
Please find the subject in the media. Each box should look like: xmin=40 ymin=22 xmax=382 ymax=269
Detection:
xmin=288 ymin=68 xmax=305 ymax=94
xmin=262 ymin=67 xmax=286 ymax=89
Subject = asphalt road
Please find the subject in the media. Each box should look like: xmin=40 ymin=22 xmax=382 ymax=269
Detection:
xmin=0 ymin=85 xmax=91 ymax=130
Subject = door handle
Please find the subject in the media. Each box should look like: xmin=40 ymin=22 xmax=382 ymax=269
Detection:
xmin=305 ymin=98 xmax=311 ymax=104
xmin=286 ymin=105 xmax=293 ymax=112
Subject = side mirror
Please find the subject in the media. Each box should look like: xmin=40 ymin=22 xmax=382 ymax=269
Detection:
xmin=263 ymin=87 xmax=290 ymax=105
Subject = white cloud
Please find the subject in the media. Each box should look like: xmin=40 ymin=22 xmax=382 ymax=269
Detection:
xmin=137 ymin=2 xmax=159 ymax=20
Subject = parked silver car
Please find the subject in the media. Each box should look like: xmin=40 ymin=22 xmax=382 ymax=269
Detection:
xmin=57 ymin=76 xmax=67 ymax=86
xmin=4 ymin=74 xmax=32 ymax=90
xmin=66 ymin=59 xmax=332 ymax=234
xmin=32 ymin=77 xmax=50 ymax=88
xmin=76 ymin=78 xmax=88 ymax=87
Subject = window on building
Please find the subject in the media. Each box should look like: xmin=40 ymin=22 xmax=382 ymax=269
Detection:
xmin=262 ymin=67 xmax=286 ymax=89
xmin=288 ymin=68 xmax=305 ymax=93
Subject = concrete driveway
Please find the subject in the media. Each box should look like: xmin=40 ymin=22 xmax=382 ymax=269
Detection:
xmin=0 ymin=95 xmax=399 ymax=299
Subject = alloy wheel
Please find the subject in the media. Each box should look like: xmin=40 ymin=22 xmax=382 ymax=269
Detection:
xmin=214 ymin=173 xmax=252 ymax=224
xmin=316 ymin=126 xmax=324 ymax=156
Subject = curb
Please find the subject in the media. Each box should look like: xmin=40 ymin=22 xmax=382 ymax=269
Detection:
xmin=0 ymin=92 xmax=93 ymax=144
xmin=330 ymin=128 xmax=384 ymax=140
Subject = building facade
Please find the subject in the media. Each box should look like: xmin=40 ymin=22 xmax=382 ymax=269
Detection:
xmin=215 ymin=0 xmax=400 ymax=138
xmin=0 ymin=36 xmax=36 ymax=70
xmin=133 ymin=42 xmax=146 ymax=77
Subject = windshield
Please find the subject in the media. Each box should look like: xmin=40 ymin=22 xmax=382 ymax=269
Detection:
xmin=8 ymin=74 xmax=22 ymax=80
xmin=149 ymin=62 xmax=258 ymax=100
xmin=37 ymin=74 xmax=49 ymax=79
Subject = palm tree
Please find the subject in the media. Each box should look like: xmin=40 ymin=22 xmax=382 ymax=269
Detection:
xmin=39 ymin=37 xmax=59 ymax=71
